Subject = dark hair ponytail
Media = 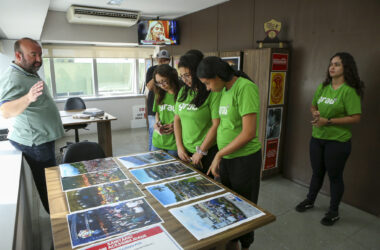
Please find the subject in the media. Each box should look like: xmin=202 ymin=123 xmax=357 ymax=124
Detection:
xmin=197 ymin=56 xmax=252 ymax=82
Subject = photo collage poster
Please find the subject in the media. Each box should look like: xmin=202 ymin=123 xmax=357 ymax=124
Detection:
xmin=79 ymin=225 xmax=183 ymax=250
xmin=65 ymin=180 xmax=145 ymax=213
xmin=59 ymin=158 xmax=120 ymax=178
xmin=265 ymin=107 xmax=283 ymax=140
xmin=169 ymin=193 xmax=265 ymax=240
xmin=67 ymin=198 xmax=163 ymax=248
xmin=117 ymin=151 xmax=175 ymax=169
xmin=146 ymin=175 xmax=224 ymax=207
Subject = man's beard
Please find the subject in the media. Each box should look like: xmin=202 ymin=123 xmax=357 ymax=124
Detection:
xmin=21 ymin=55 xmax=42 ymax=74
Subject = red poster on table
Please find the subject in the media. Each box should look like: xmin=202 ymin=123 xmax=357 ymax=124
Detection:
xmin=272 ymin=53 xmax=288 ymax=71
xmin=263 ymin=138 xmax=279 ymax=170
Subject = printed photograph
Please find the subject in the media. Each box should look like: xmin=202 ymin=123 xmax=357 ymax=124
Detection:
xmin=169 ymin=193 xmax=265 ymax=240
xmin=60 ymin=158 xmax=119 ymax=177
xmin=146 ymin=175 xmax=223 ymax=207
xmin=130 ymin=161 xmax=195 ymax=184
xmin=66 ymin=180 xmax=145 ymax=213
xmin=67 ymin=198 xmax=163 ymax=248
xmin=61 ymin=168 xmax=128 ymax=192
xmin=266 ymin=107 xmax=283 ymax=139
xmin=118 ymin=151 xmax=175 ymax=169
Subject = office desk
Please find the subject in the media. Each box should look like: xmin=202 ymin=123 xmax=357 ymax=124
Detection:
xmin=60 ymin=111 xmax=117 ymax=157
xmin=46 ymin=157 xmax=275 ymax=250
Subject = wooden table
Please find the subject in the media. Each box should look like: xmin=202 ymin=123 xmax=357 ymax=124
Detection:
xmin=46 ymin=156 xmax=275 ymax=250
xmin=60 ymin=110 xmax=117 ymax=157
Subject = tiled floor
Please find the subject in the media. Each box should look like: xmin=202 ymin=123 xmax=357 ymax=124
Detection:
xmin=40 ymin=128 xmax=379 ymax=250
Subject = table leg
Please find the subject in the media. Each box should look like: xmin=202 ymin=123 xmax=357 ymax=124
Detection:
xmin=97 ymin=121 xmax=113 ymax=157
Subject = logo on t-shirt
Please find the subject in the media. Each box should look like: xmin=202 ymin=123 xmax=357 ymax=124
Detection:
xmin=178 ymin=103 xmax=198 ymax=112
xmin=317 ymin=96 xmax=337 ymax=105
xmin=159 ymin=104 xmax=175 ymax=112
xmin=219 ymin=105 xmax=229 ymax=115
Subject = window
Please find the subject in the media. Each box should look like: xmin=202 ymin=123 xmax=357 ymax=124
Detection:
xmin=41 ymin=44 xmax=156 ymax=99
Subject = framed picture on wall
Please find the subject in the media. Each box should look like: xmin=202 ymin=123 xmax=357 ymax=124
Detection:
xmin=271 ymin=53 xmax=288 ymax=71
xmin=268 ymin=72 xmax=286 ymax=105
xmin=266 ymin=107 xmax=283 ymax=139
xmin=263 ymin=138 xmax=280 ymax=170
xmin=221 ymin=56 xmax=240 ymax=71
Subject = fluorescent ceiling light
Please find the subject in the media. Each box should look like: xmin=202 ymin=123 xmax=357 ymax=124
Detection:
xmin=107 ymin=0 xmax=125 ymax=6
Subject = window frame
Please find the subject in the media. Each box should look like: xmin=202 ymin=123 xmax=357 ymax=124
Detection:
xmin=44 ymin=57 xmax=145 ymax=100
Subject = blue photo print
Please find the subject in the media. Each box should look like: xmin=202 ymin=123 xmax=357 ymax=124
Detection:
xmin=67 ymin=198 xmax=163 ymax=248
xmin=118 ymin=151 xmax=175 ymax=169
xmin=130 ymin=161 xmax=195 ymax=184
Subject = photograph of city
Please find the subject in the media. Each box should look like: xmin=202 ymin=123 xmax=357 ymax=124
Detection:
xmin=130 ymin=161 xmax=196 ymax=184
xmin=146 ymin=175 xmax=223 ymax=207
xmin=66 ymin=180 xmax=145 ymax=213
xmin=59 ymin=158 xmax=120 ymax=177
xmin=118 ymin=151 xmax=175 ymax=169
xmin=67 ymin=198 xmax=163 ymax=248
xmin=61 ymin=168 xmax=128 ymax=191
xmin=169 ymin=193 xmax=265 ymax=240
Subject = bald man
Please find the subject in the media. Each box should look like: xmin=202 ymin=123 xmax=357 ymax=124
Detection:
xmin=0 ymin=38 xmax=64 ymax=213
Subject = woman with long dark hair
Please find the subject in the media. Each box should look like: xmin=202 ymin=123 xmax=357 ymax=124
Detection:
xmin=174 ymin=52 xmax=221 ymax=174
xmin=151 ymin=64 xmax=180 ymax=157
xmin=197 ymin=56 xmax=261 ymax=250
xmin=295 ymin=52 xmax=364 ymax=226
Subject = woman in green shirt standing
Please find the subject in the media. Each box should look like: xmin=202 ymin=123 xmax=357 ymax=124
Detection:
xmin=197 ymin=56 xmax=261 ymax=250
xmin=295 ymin=52 xmax=364 ymax=226
xmin=151 ymin=64 xmax=181 ymax=157
xmin=174 ymin=52 xmax=221 ymax=174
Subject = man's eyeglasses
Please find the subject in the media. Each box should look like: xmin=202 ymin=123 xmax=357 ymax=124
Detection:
xmin=155 ymin=80 xmax=169 ymax=87
xmin=179 ymin=73 xmax=192 ymax=81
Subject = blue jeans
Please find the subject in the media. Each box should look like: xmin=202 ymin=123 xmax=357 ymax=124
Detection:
xmin=9 ymin=140 xmax=56 ymax=213
xmin=148 ymin=115 xmax=156 ymax=151
xmin=151 ymin=145 xmax=178 ymax=158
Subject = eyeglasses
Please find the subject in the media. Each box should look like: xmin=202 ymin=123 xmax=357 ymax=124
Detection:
xmin=179 ymin=73 xmax=192 ymax=81
xmin=155 ymin=80 xmax=169 ymax=87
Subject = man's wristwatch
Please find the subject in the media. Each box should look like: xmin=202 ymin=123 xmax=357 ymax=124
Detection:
xmin=196 ymin=146 xmax=208 ymax=156
xmin=327 ymin=118 xmax=332 ymax=125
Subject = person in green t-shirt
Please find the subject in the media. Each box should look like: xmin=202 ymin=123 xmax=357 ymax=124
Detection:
xmin=197 ymin=56 xmax=261 ymax=250
xmin=151 ymin=64 xmax=181 ymax=157
xmin=174 ymin=52 xmax=221 ymax=174
xmin=295 ymin=52 xmax=364 ymax=226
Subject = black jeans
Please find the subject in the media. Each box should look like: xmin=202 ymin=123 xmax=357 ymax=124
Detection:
xmin=188 ymin=144 xmax=218 ymax=175
xmin=10 ymin=140 xmax=56 ymax=213
xmin=307 ymin=137 xmax=351 ymax=212
xmin=220 ymin=150 xmax=262 ymax=248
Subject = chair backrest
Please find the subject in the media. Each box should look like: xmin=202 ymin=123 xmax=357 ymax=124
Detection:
xmin=64 ymin=97 xmax=86 ymax=111
xmin=62 ymin=141 xmax=106 ymax=163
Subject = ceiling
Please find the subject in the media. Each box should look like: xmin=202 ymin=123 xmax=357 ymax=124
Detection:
xmin=0 ymin=0 xmax=228 ymax=40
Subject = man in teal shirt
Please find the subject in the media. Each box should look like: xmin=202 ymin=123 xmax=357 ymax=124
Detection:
xmin=0 ymin=37 xmax=64 ymax=213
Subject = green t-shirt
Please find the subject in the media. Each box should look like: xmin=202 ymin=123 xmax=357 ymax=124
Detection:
xmin=217 ymin=77 xmax=261 ymax=159
xmin=0 ymin=63 xmax=64 ymax=146
xmin=174 ymin=87 xmax=221 ymax=153
xmin=312 ymin=83 xmax=361 ymax=142
xmin=152 ymin=92 xmax=177 ymax=150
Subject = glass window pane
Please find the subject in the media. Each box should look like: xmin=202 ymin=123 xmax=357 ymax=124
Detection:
xmin=138 ymin=58 xmax=146 ymax=94
xmin=97 ymin=58 xmax=135 ymax=95
xmin=54 ymin=58 xmax=94 ymax=97
xmin=42 ymin=58 xmax=53 ymax=95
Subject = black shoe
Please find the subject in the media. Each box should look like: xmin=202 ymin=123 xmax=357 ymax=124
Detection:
xmin=321 ymin=211 xmax=340 ymax=226
xmin=295 ymin=199 xmax=314 ymax=212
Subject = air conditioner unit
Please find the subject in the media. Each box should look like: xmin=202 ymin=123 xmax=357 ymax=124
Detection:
xmin=66 ymin=5 xmax=140 ymax=27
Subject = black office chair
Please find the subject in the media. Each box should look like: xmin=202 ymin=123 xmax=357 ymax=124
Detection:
xmin=62 ymin=141 xmax=106 ymax=164
xmin=64 ymin=97 xmax=88 ymax=143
